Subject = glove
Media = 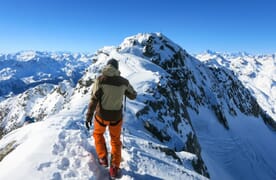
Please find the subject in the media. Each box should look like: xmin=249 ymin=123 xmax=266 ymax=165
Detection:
xmin=86 ymin=112 xmax=93 ymax=130
xmin=85 ymin=120 xmax=91 ymax=130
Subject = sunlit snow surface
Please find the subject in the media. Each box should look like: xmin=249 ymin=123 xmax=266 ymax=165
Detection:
xmin=196 ymin=52 xmax=276 ymax=121
xmin=0 ymin=50 xmax=206 ymax=180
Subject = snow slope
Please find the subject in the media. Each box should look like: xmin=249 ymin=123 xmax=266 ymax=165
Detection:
xmin=191 ymin=51 xmax=276 ymax=180
xmin=0 ymin=80 xmax=74 ymax=133
xmin=0 ymin=50 xmax=93 ymax=136
xmin=196 ymin=51 xmax=276 ymax=121
xmin=0 ymin=40 xmax=207 ymax=179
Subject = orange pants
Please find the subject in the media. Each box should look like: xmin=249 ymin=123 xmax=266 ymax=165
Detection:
xmin=93 ymin=115 xmax=122 ymax=168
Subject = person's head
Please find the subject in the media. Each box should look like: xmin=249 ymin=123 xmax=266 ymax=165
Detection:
xmin=107 ymin=59 xmax=119 ymax=70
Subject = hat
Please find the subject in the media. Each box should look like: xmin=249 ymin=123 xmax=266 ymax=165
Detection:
xmin=107 ymin=59 xmax=119 ymax=69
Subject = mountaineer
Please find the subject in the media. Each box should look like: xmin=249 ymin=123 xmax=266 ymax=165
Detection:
xmin=86 ymin=58 xmax=137 ymax=178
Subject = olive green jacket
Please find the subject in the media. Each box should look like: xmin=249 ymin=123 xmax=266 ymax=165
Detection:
xmin=87 ymin=64 xmax=137 ymax=121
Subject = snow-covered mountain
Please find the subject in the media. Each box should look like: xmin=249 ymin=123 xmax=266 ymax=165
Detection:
xmin=0 ymin=33 xmax=276 ymax=180
xmin=0 ymin=51 xmax=93 ymax=136
xmin=0 ymin=50 xmax=93 ymax=97
xmin=196 ymin=51 xmax=276 ymax=121
xmin=0 ymin=81 xmax=74 ymax=136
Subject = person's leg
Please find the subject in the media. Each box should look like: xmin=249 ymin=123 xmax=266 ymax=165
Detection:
xmin=93 ymin=116 xmax=108 ymax=160
xmin=109 ymin=120 xmax=123 ymax=168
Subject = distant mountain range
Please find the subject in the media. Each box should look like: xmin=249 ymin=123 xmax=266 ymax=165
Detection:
xmin=0 ymin=51 xmax=94 ymax=97
xmin=0 ymin=33 xmax=275 ymax=180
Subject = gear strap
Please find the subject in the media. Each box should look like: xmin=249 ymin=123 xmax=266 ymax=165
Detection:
xmin=95 ymin=115 xmax=122 ymax=127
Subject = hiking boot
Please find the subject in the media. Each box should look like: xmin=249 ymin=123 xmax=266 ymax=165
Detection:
xmin=99 ymin=157 xmax=108 ymax=167
xmin=109 ymin=166 xmax=120 ymax=178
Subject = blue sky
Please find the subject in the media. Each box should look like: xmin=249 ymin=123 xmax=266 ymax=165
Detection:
xmin=0 ymin=0 xmax=275 ymax=54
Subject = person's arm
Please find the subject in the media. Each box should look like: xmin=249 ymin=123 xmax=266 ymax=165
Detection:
xmin=125 ymin=83 xmax=137 ymax=100
xmin=86 ymin=78 xmax=101 ymax=128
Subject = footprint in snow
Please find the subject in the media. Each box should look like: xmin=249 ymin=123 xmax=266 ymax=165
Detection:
xmin=51 ymin=172 xmax=62 ymax=180
xmin=52 ymin=140 xmax=66 ymax=155
xmin=37 ymin=162 xmax=52 ymax=171
xmin=57 ymin=157 xmax=70 ymax=170
xmin=52 ymin=131 xmax=68 ymax=155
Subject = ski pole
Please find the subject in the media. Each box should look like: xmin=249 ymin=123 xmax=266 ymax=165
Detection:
xmin=122 ymin=127 xmax=126 ymax=149
xmin=122 ymin=96 xmax=127 ymax=148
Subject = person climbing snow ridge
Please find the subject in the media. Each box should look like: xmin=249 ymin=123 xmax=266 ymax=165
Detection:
xmin=86 ymin=58 xmax=137 ymax=178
